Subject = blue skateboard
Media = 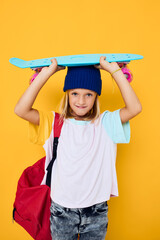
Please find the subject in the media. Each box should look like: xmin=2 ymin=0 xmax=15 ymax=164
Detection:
xmin=9 ymin=54 xmax=143 ymax=84
xmin=9 ymin=53 xmax=143 ymax=69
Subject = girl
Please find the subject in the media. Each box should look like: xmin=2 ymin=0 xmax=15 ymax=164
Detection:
xmin=14 ymin=56 xmax=142 ymax=240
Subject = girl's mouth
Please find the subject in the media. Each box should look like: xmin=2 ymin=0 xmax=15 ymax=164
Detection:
xmin=76 ymin=106 xmax=86 ymax=109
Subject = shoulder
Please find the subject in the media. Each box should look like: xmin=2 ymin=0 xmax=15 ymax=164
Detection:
xmin=28 ymin=110 xmax=56 ymax=145
xmin=101 ymin=109 xmax=130 ymax=144
xmin=101 ymin=109 xmax=117 ymax=122
xmin=38 ymin=109 xmax=55 ymax=125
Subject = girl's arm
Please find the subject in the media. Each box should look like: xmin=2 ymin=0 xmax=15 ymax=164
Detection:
xmin=94 ymin=56 xmax=142 ymax=124
xmin=14 ymin=58 xmax=66 ymax=125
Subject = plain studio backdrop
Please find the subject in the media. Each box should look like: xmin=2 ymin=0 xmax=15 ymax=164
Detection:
xmin=1 ymin=0 xmax=160 ymax=239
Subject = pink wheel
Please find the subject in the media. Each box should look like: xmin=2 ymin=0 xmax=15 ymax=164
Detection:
xmin=29 ymin=72 xmax=39 ymax=84
xmin=121 ymin=67 xmax=133 ymax=83
xmin=29 ymin=68 xmax=43 ymax=85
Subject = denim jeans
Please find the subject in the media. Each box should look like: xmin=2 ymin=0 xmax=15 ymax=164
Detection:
xmin=50 ymin=200 xmax=108 ymax=240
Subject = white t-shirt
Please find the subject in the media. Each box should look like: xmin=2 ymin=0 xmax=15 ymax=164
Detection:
xmin=29 ymin=109 xmax=130 ymax=208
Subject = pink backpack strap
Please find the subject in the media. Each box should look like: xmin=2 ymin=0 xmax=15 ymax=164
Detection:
xmin=46 ymin=112 xmax=64 ymax=187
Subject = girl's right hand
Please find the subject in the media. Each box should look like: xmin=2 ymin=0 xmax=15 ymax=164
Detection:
xmin=40 ymin=58 xmax=66 ymax=78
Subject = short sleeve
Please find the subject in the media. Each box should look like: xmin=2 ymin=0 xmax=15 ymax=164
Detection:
xmin=102 ymin=109 xmax=130 ymax=144
xmin=28 ymin=109 xmax=54 ymax=145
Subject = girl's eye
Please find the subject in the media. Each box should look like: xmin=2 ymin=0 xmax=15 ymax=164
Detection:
xmin=87 ymin=94 xmax=92 ymax=97
xmin=71 ymin=93 xmax=92 ymax=96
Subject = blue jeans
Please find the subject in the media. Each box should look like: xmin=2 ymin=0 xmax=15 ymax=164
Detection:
xmin=50 ymin=200 xmax=108 ymax=240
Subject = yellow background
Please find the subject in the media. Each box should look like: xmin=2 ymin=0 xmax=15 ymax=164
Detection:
xmin=1 ymin=0 xmax=160 ymax=239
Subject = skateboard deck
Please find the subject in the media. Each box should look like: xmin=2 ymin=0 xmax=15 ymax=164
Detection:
xmin=9 ymin=53 xmax=143 ymax=69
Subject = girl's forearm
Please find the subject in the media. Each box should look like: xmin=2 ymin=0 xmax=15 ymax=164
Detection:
xmin=112 ymin=70 xmax=142 ymax=113
xmin=14 ymin=73 xmax=50 ymax=116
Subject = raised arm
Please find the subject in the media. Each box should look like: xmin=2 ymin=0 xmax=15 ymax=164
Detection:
xmin=94 ymin=56 xmax=142 ymax=124
xmin=14 ymin=58 xmax=66 ymax=125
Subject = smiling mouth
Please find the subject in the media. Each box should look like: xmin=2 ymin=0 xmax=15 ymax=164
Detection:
xmin=76 ymin=106 xmax=86 ymax=109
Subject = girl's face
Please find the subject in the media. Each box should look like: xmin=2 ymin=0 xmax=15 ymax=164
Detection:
xmin=68 ymin=88 xmax=97 ymax=120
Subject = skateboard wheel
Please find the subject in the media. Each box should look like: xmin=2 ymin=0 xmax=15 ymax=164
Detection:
xmin=121 ymin=67 xmax=133 ymax=83
xmin=29 ymin=68 xmax=43 ymax=85
xmin=29 ymin=72 xmax=39 ymax=85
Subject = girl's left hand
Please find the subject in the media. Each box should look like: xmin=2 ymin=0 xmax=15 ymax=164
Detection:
xmin=94 ymin=56 xmax=120 ymax=74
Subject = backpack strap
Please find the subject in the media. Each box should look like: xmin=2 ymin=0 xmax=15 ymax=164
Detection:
xmin=46 ymin=112 xmax=63 ymax=187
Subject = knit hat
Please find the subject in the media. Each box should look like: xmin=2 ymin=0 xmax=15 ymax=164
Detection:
xmin=63 ymin=65 xmax=102 ymax=96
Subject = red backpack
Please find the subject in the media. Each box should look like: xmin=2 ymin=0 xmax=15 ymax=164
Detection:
xmin=13 ymin=112 xmax=64 ymax=240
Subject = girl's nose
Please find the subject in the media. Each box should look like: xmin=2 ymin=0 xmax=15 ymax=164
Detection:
xmin=78 ymin=96 xmax=85 ymax=105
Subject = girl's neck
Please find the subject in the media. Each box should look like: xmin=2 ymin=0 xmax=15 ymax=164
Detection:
xmin=71 ymin=114 xmax=85 ymax=121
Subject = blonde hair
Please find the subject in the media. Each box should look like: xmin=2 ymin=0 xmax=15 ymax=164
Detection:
xmin=58 ymin=90 xmax=100 ymax=124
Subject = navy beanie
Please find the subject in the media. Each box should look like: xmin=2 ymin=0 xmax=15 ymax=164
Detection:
xmin=63 ymin=65 xmax=102 ymax=96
